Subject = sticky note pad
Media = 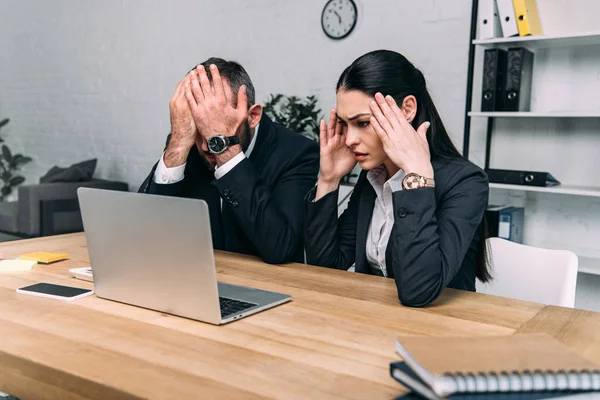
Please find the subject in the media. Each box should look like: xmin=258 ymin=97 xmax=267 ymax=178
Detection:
xmin=0 ymin=259 xmax=37 ymax=271
xmin=19 ymin=252 xmax=69 ymax=264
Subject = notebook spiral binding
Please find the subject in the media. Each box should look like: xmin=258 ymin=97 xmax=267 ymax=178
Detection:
xmin=443 ymin=369 xmax=600 ymax=393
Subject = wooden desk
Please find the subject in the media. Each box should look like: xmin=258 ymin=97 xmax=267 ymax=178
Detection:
xmin=0 ymin=234 xmax=598 ymax=399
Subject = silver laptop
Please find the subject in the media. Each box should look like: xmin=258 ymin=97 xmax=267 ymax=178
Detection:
xmin=77 ymin=187 xmax=291 ymax=325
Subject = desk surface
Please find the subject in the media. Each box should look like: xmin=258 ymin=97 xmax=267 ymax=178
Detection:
xmin=0 ymin=233 xmax=598 ymax=399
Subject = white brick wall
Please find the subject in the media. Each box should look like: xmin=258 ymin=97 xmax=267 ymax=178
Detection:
xmin=0 ymin=0 xmax=472 ymax=191
xmin=2 ymin=0 xmax=600 ymax=309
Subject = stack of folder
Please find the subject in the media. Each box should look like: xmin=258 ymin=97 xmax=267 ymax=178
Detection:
xmin=478 ymin=0 xmax=543 ymax=40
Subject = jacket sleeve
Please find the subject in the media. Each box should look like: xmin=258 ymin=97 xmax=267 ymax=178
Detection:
xmin=212 ymin=145 xmax=319 ymax=264
xmin=138 ymin=134 xmax=177 ymax=195
xmin=304 ymin=173 xmax=366 ymax=270
xmin=138 ymin=134 xmax=207 ymax=197
xmin=389 ymin=165 xmax=489 ymax=307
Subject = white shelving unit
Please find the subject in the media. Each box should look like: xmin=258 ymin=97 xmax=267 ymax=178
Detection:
xmin=472 ymin=31 xmax=600 ymax=49
xmin=579 ymin=256 xmax=600 ymax=276
xmin=489 ymin=183 xmax=600 ymax=198
xmin=464 ymin=1 xmax=600 ymax=305
xmin=469 ymin=111 xmax=600 ymax=118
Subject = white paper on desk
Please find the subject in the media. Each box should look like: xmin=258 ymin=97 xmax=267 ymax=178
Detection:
xmin=0 ymin=259 xmax=37 ymax=271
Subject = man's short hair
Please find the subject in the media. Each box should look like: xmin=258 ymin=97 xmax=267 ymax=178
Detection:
xmin=190 ymin=57 xmax=256 ymax=107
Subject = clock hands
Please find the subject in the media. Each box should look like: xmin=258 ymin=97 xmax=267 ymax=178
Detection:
xmin=333 ymin=10 xmax=342 ymax=24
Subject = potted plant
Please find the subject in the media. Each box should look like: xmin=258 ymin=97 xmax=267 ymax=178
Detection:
xmin=263 ymin=94 xmax=358 ymax=184
xmin=0 ymin=118 xmax=33 ymax=201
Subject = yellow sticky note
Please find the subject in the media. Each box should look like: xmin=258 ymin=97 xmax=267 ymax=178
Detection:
xmin=19 ymin=252 xmax=69 ymax=264
xmin=0 ymin=259 xmax=37 ymax=271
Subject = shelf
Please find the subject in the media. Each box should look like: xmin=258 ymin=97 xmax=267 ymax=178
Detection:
xmin=469 ymin=111 xmax=600 ymax=118
xmin=473 ymin=31 xmax=600 ymax=49
xmin=578 ymin=256 xmax=600 ymax=276
xmin=489 ymin=183 xmax=600 ymax=198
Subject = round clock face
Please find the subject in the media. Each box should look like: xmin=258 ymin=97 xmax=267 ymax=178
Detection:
xmin=321 ymin=0 xmax=357 ymax=40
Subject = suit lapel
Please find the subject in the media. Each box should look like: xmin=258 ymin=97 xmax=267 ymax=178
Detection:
xmin=385 ymin=227 xmax=395 ymax=279
xmin=220 ymin=114 xmax=276 ymax=254
xmin=248 ymin=114 xmax=276 ymax=168
xmin=355 ymin=181 xmax=376 ymax=274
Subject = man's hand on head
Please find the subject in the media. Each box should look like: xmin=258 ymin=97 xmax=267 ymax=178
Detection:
xmin=164 ymin=75 xmax=197 ymax=168
xmin=184 ymin=64 xmax=248 ymax=141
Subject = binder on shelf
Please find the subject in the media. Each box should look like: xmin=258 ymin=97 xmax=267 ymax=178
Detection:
xmin=504 ymin=47 xmax=534 ymax=111
xmin=478 ymin=0 xmax=503 ymax=39
xmin=486 ymin=168 xmax=560 ymax=187
xmin=496 ymin=0 xmax=519 ymax=37
xmin=481 ymin=48 xmax=507 ymax=112
xmin=486 ymin=205 xmax=524 ymax=243
xmin=513 ymin=0 xmax=542 ymax=36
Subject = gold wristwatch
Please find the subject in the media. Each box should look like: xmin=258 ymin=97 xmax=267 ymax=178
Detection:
xmin=402 ymin=173 xmax=435 ymax=190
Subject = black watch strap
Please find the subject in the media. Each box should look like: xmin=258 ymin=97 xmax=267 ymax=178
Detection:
xmin=224 ymin=136 xmax=240 ymax=146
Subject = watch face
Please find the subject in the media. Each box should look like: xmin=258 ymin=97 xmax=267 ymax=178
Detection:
xmin=208 ymin=136 xmax=226 ymax=154
xmin=405 ymin=175 xmax=422 ymax=189
xmin=321 ymin=0 xmax=357 ymax=40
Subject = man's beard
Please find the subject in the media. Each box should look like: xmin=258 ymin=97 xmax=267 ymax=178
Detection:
xmin=198 ymin=121 xmax=252 ymax=170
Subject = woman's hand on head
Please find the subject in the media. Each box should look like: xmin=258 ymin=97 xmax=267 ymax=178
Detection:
xmin=369 ymin=93 xmax=434 ymax=178
xmin=319 ymin=108 xmax=357 ymax=182
xmin=315 ymin=109 xmax=357 ymax=200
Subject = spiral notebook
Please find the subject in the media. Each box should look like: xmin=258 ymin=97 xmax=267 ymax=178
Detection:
xmin=390 ymin=334 xmax=600 ymax=399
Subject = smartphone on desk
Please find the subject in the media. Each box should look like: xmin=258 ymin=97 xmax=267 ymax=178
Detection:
xmin=69 ymin=267 xmax=94 ymax=282
xmin=17 ymin=282 xmax=94 ymax=301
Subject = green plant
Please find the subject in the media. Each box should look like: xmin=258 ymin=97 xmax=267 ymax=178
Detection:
xmin=0 ymin=118 xmax=33 ymax=201
xmin=263 ymin=94 xmax=321 ymax=142
xmin=263 ymin=94 xmax=357 ymax=184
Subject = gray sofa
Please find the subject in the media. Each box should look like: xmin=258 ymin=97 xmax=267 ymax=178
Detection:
xmin=0 ymin=179 xmax=128 ymax=238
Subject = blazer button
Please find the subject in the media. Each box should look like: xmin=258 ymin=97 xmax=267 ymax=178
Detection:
xmin=397 ymin=208 xmax=408 ymax=218
xmin=223 ymin=189 xmax=230 ymax=196
xmin=232 ymin=200 xmax=239 ymax=207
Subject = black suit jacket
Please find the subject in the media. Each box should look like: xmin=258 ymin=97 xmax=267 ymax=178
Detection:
xmin=305 ymin=157 xmax=489 ymax=307
xmin=139 ymin=114 xmax=320 ymax=264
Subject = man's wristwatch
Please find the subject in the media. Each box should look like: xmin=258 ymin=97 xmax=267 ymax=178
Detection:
xmin=402 ymin=172 xmax=435 ymax=190
xmin=207 ymin=135 xmax=240 ymax=154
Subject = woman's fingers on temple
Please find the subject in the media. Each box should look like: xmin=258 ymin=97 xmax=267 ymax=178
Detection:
xmin=369 ymin=100 xmax=393 ymax=135
xmin=320 ymin=119 xmax=327 ymax=145
xmin=327 ymin=109 xmax=337 ymax=139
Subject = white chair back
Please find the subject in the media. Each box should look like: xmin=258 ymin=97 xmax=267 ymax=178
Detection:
xmin=477 ymin=238 xmax=578 ymax=307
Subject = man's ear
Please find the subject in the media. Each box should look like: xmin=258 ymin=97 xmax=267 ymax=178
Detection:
xmin=248 ymin=104 xmax=263 ymax=129
xmin=401 ymin=95 xmax=417 ymax=123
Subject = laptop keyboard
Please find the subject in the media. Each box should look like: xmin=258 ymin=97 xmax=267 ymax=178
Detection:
xmin=219 ymin=297 xmax=257 ymax=318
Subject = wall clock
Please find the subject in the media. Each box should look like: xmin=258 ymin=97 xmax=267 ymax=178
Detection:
xmin=321 ymin=0 xmax=358 ymax=40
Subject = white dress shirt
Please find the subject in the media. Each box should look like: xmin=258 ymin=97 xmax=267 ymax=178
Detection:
xmin=365 ymin=166 xmax=404 ymax=277
xmin=153 ymin=124 xmax=259 ymax=184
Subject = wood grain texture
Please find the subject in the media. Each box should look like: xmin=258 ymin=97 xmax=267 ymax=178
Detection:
xmin=516 ymin=306 xmax=600 ymax=364
xmin=0 ymin=233 xmax=595 ymax=399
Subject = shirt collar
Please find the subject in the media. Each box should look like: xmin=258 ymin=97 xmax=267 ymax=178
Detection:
xmin=366 ymin=165 xmax=388 ymax=189
xmin=245 ymin=123 xmax=259 ymax=158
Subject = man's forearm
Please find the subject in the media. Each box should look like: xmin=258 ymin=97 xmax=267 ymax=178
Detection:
xmin=164 ymin=140 xmax=192 ymax=168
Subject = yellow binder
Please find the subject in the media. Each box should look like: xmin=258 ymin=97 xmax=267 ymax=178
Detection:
xmin=513 ymin=0 xmax=542 ymax=36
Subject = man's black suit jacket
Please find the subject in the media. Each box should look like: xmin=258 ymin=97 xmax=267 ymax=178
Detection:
xmin=305 ymin=157 xmax=489 ymax=307
xmin=139 ymin=114 xmax=319 ymax=264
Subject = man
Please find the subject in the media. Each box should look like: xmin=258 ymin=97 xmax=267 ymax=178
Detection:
xmin=139 ymin=58 xmax=319 ymax=264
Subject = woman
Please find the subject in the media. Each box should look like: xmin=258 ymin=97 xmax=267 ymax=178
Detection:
xmin=305 ymin=50 xmax=491 ymax=307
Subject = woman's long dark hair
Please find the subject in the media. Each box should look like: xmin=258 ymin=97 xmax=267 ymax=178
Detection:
xmin=337 ymin=50 xmax=492 ymax=282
